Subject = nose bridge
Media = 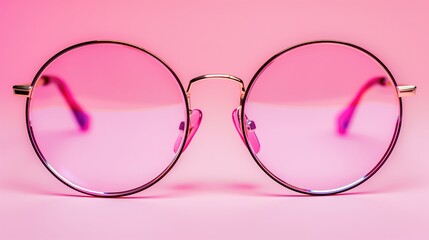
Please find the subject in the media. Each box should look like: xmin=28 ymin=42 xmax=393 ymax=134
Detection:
xmin=186 ymin=74 xmax=246 ymax=108
xmin=183 ymin=73 xmax=260 ymax=154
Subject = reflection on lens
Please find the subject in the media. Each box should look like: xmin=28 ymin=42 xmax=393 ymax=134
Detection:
xmin=29 ymin=42 xmax=188 ymax=196
xmin=244 ymin=42 xmax=400 ymax=194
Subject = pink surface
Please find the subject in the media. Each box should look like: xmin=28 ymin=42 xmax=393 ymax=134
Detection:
xmin=0 ymin=0 xmax=428 ymax=239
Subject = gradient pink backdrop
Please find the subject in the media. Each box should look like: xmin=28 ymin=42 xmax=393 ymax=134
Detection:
xmin=0 ymin=0 xmax=428 ymax=239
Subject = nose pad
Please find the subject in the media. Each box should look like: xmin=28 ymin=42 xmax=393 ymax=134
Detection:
xmin=232 ymin=108 xmax=261 ymax=154
xmin=173 ymin=109 xmax=203 ymax=153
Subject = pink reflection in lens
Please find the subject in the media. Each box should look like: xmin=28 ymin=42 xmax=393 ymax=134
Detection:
xmin=337 ymin=76 xmax=387 ymax=135
xmin=29 ymin=42 xmax=188 ymax=195
xmin=244 ymin=42 xmax=400 ymax=194
xmin=39 ymin=75 xmax=90 ymax=131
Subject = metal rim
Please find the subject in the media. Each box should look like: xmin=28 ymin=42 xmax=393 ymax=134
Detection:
xmin=25 ymin=40 xmax=191 ymax=197
xmin=241 ymin=40 xmax=403 ymax=195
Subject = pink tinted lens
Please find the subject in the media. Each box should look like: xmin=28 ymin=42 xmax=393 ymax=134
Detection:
xmin=29 ymin=42 xmax=188 ymax=195
xmin=244 ymin=42 xmax=400 ymax=194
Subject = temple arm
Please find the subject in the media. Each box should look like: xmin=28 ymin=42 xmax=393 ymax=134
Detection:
xmin=337 ymin=76 xmax=386 ymax=135
xmin=13 ymin=75 xmax=90 ymax=131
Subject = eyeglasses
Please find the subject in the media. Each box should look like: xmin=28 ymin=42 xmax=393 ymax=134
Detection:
xmin=13 ymin=40 xmax=416 ymax=197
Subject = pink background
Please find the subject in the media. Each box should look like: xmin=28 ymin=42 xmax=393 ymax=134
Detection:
xmin=0 ymin=0 xmax=428 ymax=239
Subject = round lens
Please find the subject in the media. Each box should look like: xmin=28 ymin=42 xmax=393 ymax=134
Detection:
xmin=243 ymin=41 xmax=400 ymax=194
xmin=28 ymin=42 xmax=188 ymax=196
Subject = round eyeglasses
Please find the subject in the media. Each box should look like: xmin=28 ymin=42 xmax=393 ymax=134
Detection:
xmin=13 ymin=40 xmax=416 ymax=197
